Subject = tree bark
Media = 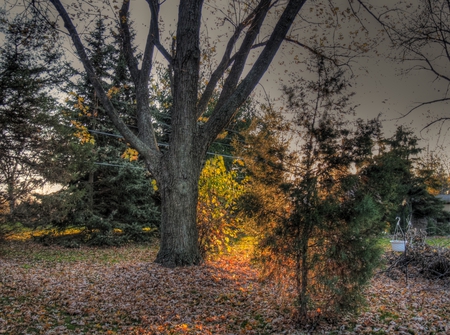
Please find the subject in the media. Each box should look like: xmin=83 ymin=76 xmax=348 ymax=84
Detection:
xmin=154 ymin=0 xmax=204 ymax=266
xmin=156 ymin=153 xmax=203 ymax=266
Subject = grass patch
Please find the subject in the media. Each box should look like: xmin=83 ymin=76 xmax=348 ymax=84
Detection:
xmin=3 ymin=226 xmax=83 ymax=242
xmin=377 ymin=237 xmax=392 ymax=250
xmin=378 ymin=236 xmax=450 ymax=251
xmin=0 ymin=240 xmax=158 ymax=265
xmin=427 ymin=236 xmax=450 ymax=247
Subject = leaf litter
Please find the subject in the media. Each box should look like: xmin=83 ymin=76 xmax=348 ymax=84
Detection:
xmin=0 ymin=241 xmax=449 ymax=334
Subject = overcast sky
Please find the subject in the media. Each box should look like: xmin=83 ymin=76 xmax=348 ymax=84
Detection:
xmin=3 ymin=0 xmax=447 ymax=151
xmin=124 ymin=0 xmax=450 ymax=152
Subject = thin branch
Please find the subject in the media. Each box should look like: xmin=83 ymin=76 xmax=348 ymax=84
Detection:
xmin=397 ymin=97 xmax=450 ymax=120
xmin=284 ymin=37 xmax=339 ymax=66
xmin=196 ymin=5 xmax=260 ymax=118
xmin=48 ymin=0 xmax=161 ymax=173
xmin=118 ymin=0 xmax=139 ymax=84
xmin=421 ymin=117 xmax=450 ymax=132
xmin=354 ymin=0 xmax=397 ymax=41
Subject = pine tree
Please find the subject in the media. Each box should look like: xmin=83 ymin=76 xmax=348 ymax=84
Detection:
xmin=252 ymin=59 xmax=385 ymax=322
xmin=0 ymin=13 xmax=72 ymax=222
xmin=40 ymin=17 xmax=160 ymax=244
xmin=361 ymin=126 xmax=445 ymax=232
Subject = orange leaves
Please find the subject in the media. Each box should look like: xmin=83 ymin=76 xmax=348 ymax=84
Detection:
xmin=121 ymin=147 xmax=139 ymax=161
xmin=1 ymin=241 xmax=450 ymax=334
xmin=70 ymin=120 xmax=95 ymax=145
xmin=107 ymin=86 xmax=121 ymax=99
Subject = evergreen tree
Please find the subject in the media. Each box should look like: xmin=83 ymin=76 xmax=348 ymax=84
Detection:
xmin=251 ymin=59 xmax=385 ymax=322
xmin=361 ymin=126 xmax=445 ymax=232
xmin=417 ymin=150 xmax=449 ymax=196
xmin=38 ymin=17 xmax=160 ymax=244
xmin=0 ymin=13 xmax=72 ymax=221
xmin=233 ymin=104 xmax=295 ymax=240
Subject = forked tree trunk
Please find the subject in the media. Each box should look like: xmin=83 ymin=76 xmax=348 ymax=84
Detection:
xmin=48 ymin=0 xmax=308 ymax=267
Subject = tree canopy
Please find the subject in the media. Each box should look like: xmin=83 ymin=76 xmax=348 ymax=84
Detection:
xmin=4 ymin=0 xmax=446 ymax=267
xmin=26 ymin=0 xmax=349 ymax=266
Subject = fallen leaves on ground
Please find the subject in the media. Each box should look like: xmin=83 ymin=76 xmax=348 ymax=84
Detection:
xmin=0 ymin=241 xmax=449 ymax=334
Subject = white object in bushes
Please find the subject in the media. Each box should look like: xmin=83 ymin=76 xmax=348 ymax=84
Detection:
xmin=390 ymin=240 xmax=406 ymax=252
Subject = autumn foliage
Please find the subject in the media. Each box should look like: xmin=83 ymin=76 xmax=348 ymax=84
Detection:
xmin=197 ymin=156 xmax=246 ymax=257
xmin=0 ymin=240 xmax=449 ymax=334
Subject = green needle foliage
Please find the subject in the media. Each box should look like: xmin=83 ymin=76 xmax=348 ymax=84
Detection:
xmin=361 ymin=126 xmax=446 ymax=233
xmin=243 ymin=58 xmax=386 ymax=322
xmin=31 ymin=17 xmax=160 ymax=245
xmin=0 ymin=12 xmax=74 ymax=228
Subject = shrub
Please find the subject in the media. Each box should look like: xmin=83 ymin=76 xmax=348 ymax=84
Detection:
xmin=197 ymin=156 xmax=246 ymax=257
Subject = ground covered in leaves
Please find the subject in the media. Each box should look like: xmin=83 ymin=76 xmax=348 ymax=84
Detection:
xmin=0 ymin=240 xmax=449 ymax=334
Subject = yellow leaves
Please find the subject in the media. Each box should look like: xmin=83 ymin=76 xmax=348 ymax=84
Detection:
xmin=107 ymin=86 xmax=121 ymax=99
xmin=234 ymin=159 xmax=245 ymax=167
xmin=216 ymin=131 xmax=228 ymax=140
xmin=67 ymin=92 xmax=90 ymax=115
xmin=121 ymin=147 xmax=139 ymax=161
xmin=151 ymin=179 xmax=158 ymax=191
xmin=70 ymin=120 xmax=95 ymax=144
xmin=197 ymin=156 xmax=246 ymax=256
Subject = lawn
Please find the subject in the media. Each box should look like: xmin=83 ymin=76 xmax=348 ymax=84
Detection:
xmin=0 ymin=238 xmax=449 ymax=335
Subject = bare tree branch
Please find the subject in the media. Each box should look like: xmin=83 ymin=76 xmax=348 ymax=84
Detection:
xmin=214 ymin=0 xmax=271 ymax=113
xmin=196 ymin=3 xmax=264 ymax=118
xmin=199 ymin=0 xmax=308 ymax=152
xmin=49 ymin=0 xmax=161 ymax=174
xmin=421 ymin=117 xmax=450 ymax=132
xmin=284 ymin=37 xmax=340 ymax=66
xmin=118 ymin=0 xmax=140 ymax=84
xmin=399 ymin=97 xmax=450 ymax=120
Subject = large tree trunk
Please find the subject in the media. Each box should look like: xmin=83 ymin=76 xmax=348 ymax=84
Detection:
xmin=153 ymin=0 xmax=204 ymax=267
xmin=155 ymin=149 xmax=203 ymax=267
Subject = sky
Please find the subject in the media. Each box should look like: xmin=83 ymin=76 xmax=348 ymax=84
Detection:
xmin=124 ymin=0 xmax=450 ymax=153
xmin=3 ymin=0 xmax=447 ymax=152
